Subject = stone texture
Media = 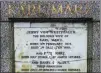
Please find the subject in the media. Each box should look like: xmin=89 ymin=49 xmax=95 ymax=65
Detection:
xmin=0 ymin=0 xmax=100 ymax=72
xmin=1 ymin=22 xmax=13 ymax=59
xmin=1 ymin=59 xmax=13 ymax=72
xmin=0 ymin=1 xmax=100 ymax=20
xmin=92 ymin=60 xmax=100 ymax=72
xmin=93 ymin=22 xmax=100 ymax=60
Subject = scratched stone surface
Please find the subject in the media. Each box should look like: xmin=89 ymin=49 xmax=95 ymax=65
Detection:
xmin=0 ymin=0 xmax=100 ymax=72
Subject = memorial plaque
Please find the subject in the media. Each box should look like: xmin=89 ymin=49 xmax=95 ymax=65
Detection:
xmin=14 ymin=23 xmax=87 ymax=72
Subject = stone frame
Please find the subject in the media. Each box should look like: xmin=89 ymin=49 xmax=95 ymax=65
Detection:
xmin=0 ymin=0 xmax=100 ymax=72
xmin=9 ymin=18 xmax=93 ymax=73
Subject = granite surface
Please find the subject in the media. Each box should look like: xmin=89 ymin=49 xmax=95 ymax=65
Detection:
xmin=0 ymin=0 xmax=100 ymax=72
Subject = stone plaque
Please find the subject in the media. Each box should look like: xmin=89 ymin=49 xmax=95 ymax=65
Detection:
xmin=14 ymin=23 xmax=87 ymax=72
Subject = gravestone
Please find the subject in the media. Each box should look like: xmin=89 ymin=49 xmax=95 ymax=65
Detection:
xmin=14 ymin=22 xmax=87 ymax=72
